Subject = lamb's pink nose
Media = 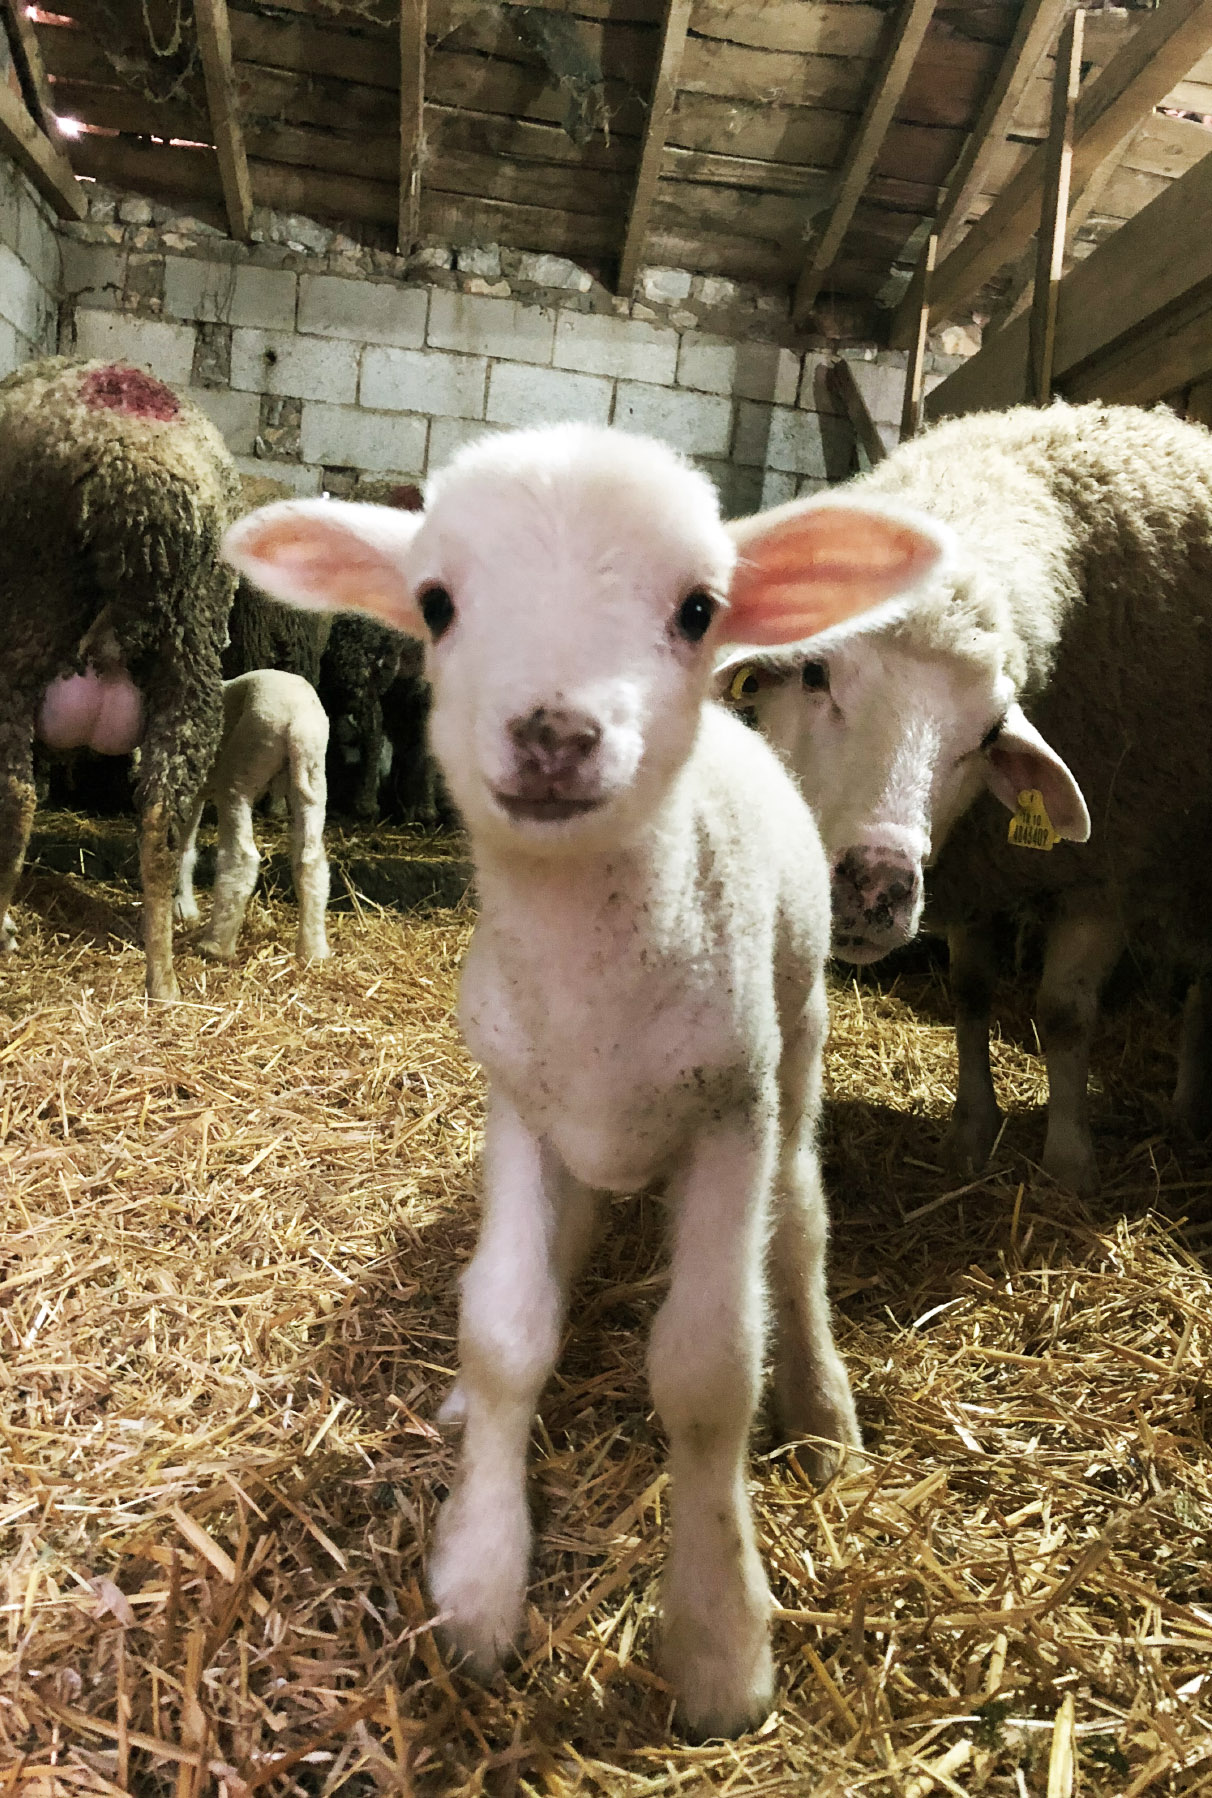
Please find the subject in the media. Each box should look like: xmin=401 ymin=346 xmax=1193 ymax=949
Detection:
xmin=508 ymin=707 xmax=601 ymax=781
xmin=831 ymin=846 xmax=922 ymax=960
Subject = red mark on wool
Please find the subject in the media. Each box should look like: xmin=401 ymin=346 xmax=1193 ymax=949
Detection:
xmin=80 ymin=364 xmax=180 ymax=421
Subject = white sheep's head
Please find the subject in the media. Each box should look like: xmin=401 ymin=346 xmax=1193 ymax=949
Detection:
xmin=223 ymin=425 xmax=949 ymax=858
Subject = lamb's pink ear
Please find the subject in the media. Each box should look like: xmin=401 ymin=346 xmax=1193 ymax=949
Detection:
xmin=725 ymin=500 xmax=951 ymax=646
xmin=984 ymin=703 xmax=1091 ymax=841
xmin=223 ymin=499 xmax=426 ymax=634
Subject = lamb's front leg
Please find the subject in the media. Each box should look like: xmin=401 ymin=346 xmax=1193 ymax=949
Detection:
xmin=648 ymin=1116 xmax=775 ymax=1740
xmin=429 ymin=1095 xmax=599 ymax=1675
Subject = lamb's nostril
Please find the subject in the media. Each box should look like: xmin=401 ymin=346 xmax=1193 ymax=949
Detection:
xmin=509 ymin=706 xmax=602 ymax=766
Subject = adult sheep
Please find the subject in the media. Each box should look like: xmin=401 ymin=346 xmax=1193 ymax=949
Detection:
xmin=720 ymin=402 xmax=1212 ymax=1195
xmin=0 ymin=356 xmax=241 ymax=1000
xmin=224 ymin=474 xmax=333 ymax=687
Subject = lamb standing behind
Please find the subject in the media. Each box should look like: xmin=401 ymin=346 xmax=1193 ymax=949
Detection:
xmin=223 ymin=427 xmax=940 ymax=1736
xmin=0 ymin=356 xmax=240 ymax=1000
xmin=176 ymin=670 xmax=330 ymax=963
xmin=719 ymin=403 xmax=1212 ymax=1193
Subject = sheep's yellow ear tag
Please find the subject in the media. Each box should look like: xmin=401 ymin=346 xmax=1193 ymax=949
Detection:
xmin=728 ymin=664 xmax=761 ymax=702
xmin=1008 ymin=788 xmax=1061 ymax=850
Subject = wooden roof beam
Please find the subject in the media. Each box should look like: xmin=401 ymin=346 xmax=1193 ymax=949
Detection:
xmin=925 ymin=0 xmax=1212 ymax=332
xmin=1029 ymin=9 xmax=1083 ymax=404
xmin=618 ymin=0 xmax=691 ymax=296
xmin=194 ymin=0 xmax=253 ymax=239
xmin=0 ymin=55 xmax=84 ymax=218
xmin=398 ymin=0 xmax=425 ymax=255
xmin=826 ymin=359 xmax=888 ymax=469
xmin=792 ymin=0 xmax=938 ymax=329
xmin=2 ymin=0 xmax=58 ymax=138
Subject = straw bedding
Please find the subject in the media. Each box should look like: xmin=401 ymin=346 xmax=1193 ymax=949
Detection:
xmin=1 ymin=814 xmax=1210 ymax=1796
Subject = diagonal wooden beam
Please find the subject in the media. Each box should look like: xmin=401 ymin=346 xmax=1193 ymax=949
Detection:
xmin=1029 ymin=8 xmax=1083 ymax=404
xmin=925 ymin=0 xmax=1212 ymax=331
xmin=826 ymin=359 xmax=888 ymax=468
xmin=0 ymin=67 xmax=84 ymax=218
xmin=618 ymin=0 xmax=692 ymax=296
xmin=792 ymin=0 xmax=938 ymax=328
xmin=398 ymin=0 xmax=426 ymax=255
xmin=194 ymin=0 xmax=253 ymax=239
xmin=899 ymin=231 xmax=936 ymax=439
xmin=2 ymin=0 xmax=58 ymax=138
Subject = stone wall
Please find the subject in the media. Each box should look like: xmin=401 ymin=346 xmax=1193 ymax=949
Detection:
xmin=0 ymin=152 xmax=60 ymax=378
xmin=54 ymin=186 xmax=964 ymax=515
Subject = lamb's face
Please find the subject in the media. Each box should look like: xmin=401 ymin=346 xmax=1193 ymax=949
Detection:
xmin=410 ymin=434 xmax=735 ymax=854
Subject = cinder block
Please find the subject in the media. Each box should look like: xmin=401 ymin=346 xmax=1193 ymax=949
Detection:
xmin=486 ymin=361 xmax=612 ymax=428
xmin=16 ymin=186 xmax=59 ymax=294
xmin=696 ymin=457 xmax=764 ymax=520
xmin=734 ymin=342 xmax=800 ymax=407
xmin=427 ymin=415 xmax=507 ymax=473
xmin=0 ymin=162 xmax=19 ymax=256
xmin=60 ymin=238 xmax=126 ymax=310
xmin=733 ymin=401 xmax=850 ymax=478
xmin=300 ymin=402 xmax=428 ymax=475
xmin=70 ymin=309 xmax=197 ymax=387
xmin=428 ymin=290 xmax=554 ymax=364
xmin=844 ymin=355 xmax=906 ymax=427
xmin=298 ymin=274 xmax=427 ymax=347
xmin=0 ymin=245 xmax=49 ymax=343
xmin=361 ymin=345 xmax=486 ymax=419
xmin=677 ymin=334 xmax=735 ymax=396
xmin=640 ymin=265 xmax=692 ymax=304
xmin=164 ymin=258 xmax=298 ymax=330
xmin=188 ymin=386 xmax=262 ymax=456
xmin=230 ymin=328 xmax=359 ymax=404
xmin=760 ymin=469 xmax=798 ymax=508
xmin=613 ymin=382 xmax=732 ymax=456
xmin=0 ymin=316 xmax=18 ymax=380
xmin=555 ymin=312 xmax=677 ymax=385
xmin=798 ymin=353 xmax=842 ymax=414
xmin=234 ymin=456 xmax=323 ymax=496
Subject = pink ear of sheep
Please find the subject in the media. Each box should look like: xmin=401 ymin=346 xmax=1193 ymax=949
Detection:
xmin=222 ymin=501 xmax=427 ymax=636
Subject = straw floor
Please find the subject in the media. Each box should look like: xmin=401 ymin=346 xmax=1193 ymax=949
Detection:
xmin=2 ymin=815 xmax=1210 ymax=1796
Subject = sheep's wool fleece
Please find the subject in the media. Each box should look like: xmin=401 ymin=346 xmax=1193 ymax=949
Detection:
xmin=859 ymin=402 xmax=1212 ymax=950
xmin=0 ymin=356 xmax=241 ymax=801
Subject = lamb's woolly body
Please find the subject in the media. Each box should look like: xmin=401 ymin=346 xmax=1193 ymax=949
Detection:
xmin=0 ymin=356 xmax=241 ymax=998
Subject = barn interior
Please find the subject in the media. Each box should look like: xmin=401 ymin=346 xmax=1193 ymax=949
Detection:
xmin=2 ymin=0 xmax=1212 ymax=1792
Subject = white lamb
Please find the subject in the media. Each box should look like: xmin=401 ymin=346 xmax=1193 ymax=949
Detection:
xmin=223 ymin=427 xmax=946 ymax=1738
xmin=175 ymin=669 xmax=330 ymax=964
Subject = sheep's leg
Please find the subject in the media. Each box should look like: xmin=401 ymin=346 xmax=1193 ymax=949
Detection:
xmin=139 ymin=800 xmax=181 ymax=1001
xmin=944 ymin=919 xmax=1002 ymax=1173
xmin=649 ymin=1116 xmax=776 ymax=1740
xmin=1036 ymin=907 xmax=1123 ymax=1195
xmin=1173 ymin=975 xmax=1212 ymax=1140
xmin=198 ymin=792 xmax=259 ymax=960
xmin=174 ymin=798 xmax=205 ymax=925
xmin=429 ymin=1097 xmax=599 ymax=1675
xmin=770 ymin=988 xmax=862 ymax=1481
xmin=288 ymin=752 xmax=330 ymax=963
xmin=0 ymin=731 xmax=37 ymax=956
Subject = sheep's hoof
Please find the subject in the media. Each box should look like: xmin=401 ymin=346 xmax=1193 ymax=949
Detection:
xmin=196 ymin=938 xmax=235 ymax=962
xmin=942 ymin=1104 xmax=1001 ymax=1176
xmin=297 ymin=940 xmax=332 ymax=964
xmin=428 ymin=1490 xmax=529 ymax=1678
xmin=1 ymin=912 xmax=17 ymax=955
xmin=173 ymin=900 xmax=200 ymax=925
xmin=147 ymin=973 xmax=182 ymax=1003
xmin=664 ymin=1605 xmax=774 ymax=1742
xmin=1041 ymin=1133 xmax=1099 ymax=1197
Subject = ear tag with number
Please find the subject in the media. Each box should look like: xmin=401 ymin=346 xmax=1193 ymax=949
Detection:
xmin=728 ymin=663 xmax=761 ymax=703
xmin=1008 ymin=788 xmax=1061 ymax=851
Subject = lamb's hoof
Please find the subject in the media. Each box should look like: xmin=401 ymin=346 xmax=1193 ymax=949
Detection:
xmin=665 ymin=1610 xmax=774 ymax=1741
xmin=428 ymin=1493 xmax=529 ymax=1678
xmin=1 ymin=912 xmax=17 ymax=955
xmin=147 ymin=974 xmax=182 ymax=1003
xmin=196 ymin=938 xmax=235 ymax=962
xmin=174 ymin=901 xmax=200 ymax=925
xmin=1041 ymin=1136 xmax=1099 ymax=1197
xmin=298 ymin=942 xmax=332 ymax=964
xmin=942 ymin=1105 xmax=1001 ymax=1176
xmin=436 ymin=1382 xmax=467 ymax=1434
xmin=1171 ymin=1097 xmax=1212 ymax=1145
xmin=775 ymin=1378 xmax=866 ymax=1482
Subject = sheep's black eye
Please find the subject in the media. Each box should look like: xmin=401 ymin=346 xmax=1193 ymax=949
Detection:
xmin=674 ymin=589 xmax=717 ymax=643
xmin=802 ymin=660 xmax=829 ymax=692
xmin=419 ymin=585 xmax=455 ymax=641
xmin=980 ymin=720 xmax=1002 ymax=751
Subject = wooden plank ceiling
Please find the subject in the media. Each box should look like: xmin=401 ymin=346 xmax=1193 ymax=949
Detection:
xmin=20 ymin=0 xmax=1212 ymax=339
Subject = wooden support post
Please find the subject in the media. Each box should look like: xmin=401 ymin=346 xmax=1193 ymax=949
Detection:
xmin=899 ymin=231 xmax=937 ymax=440
xmin=925 ymin=0 xmax=1212 ymax=334
xmin=826 ymin=360 xmax=888 ymax=469
xmin=793 ymin=0 xmax=937 ymax=327
xmin=398 ymin=0 xmax=426 ymax=256
xmin=0 ymin=73 xmax=85 ymax=219
xmin=195 ymin=0 xmax=253 ymax=239
xmin=1 ymin=0 xmax=58 ymax=138
xmin=618 ymin=0 xmax=691 ymax=296
xmin=1029 ymin=9 xmax=1084 ymax=404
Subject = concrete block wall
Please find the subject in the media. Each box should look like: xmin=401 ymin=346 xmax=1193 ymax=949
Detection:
xmin=50 ymin=185 xmax=969 ymax=516
xmin=0 ymin=153 xmax=60 ymax=377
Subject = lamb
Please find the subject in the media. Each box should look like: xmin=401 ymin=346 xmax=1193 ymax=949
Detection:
xmin=222 ymin=424 xmax=935 ymax=1737
xmin=0 ymin=355 xmax=241 ymax=1000
xmin=175 ymin=670 xmax=330 ymax=964
xmin=719 ymin=401 xmax=1212 ymax=1195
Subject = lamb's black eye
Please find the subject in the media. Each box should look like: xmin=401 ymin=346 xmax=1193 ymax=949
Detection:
xmin=419 ymin=585 xmax=455 ymax=641
xmin=980 ymin=720 xmax=1002 ymax=751
xmin=674 ymin=589 xmax=717 ymax=643
xmin=802 ymin=660 xmax=829 ymax=691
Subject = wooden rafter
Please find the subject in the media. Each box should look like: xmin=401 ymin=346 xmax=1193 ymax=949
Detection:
xmin=826 ymin=361 xmax=887 ymax=469
xmin=0 ymin=65 xmax=84 ymax=218
xmin=194 ymin=0 xmax=253 ymax=239
xmin=398 ymin=0 xmax=425 ymax=255
xmin=792 ymin=0 xmax=938 ymax=328
xmin=1 ymin=0 xmax=58 ymax=137
xmin=899 ymin=232 xmax=936 ymax=440
xmin=618 ymin=0 xmax=691 ymax=296
xmin=926 ymin=0 xmax=1212 ymax=331
xmin=1029 ymin=9 xmax=1083 ymax=404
